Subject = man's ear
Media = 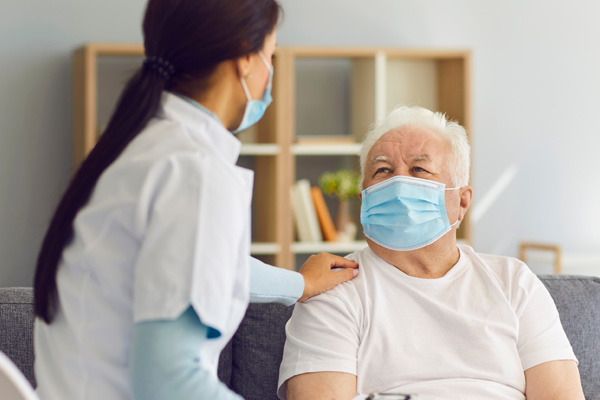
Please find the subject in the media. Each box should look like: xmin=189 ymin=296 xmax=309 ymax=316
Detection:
xmin=358 ymin=180 xmax=365 ymax=201
xmin=458 ymin=186 xmax=473 ymax=222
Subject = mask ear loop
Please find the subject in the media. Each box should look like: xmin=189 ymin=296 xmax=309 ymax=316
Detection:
xmin=258 ymin=51 xmax=270 ymax=68
xmin=241 ymin=51 xmax=271 ymax=102
xmin=258 ymin=51 xmax=274 ymax=94
xmin=240 ymin=75 xmax=253 ymax=102
xmin=444 ymin=186 xmax=462 ymax=192
xmin=445 ymin=186 xmax=463 ymax=227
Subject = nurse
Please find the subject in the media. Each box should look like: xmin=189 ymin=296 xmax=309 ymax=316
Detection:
xmin=32 ymin=0 xmax=358 ymax=399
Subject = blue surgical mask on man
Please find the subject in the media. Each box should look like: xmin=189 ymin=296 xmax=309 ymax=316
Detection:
xmin=360 ymin=175 xmax=460 ymax=251
xmin=232 ymin=51 xmax=273 ymax=134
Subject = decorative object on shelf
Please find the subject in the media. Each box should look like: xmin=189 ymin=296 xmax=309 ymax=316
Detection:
xmin=319 ymin=169 xmax=361 ymax=242
xmin=519 ymin=242 xmax=563 ymax=275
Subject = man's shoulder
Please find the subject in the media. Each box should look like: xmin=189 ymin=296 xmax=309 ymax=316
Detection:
xmin=302 ymin=247 xmax=373 ymax=306
xmin=459 ymin=244 xmax=539 ymax=293
xmin=460 ymin=244 xmax=526 ymax=270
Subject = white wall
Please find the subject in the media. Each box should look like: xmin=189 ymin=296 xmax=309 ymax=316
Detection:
xmin=276 ymin=0 xmax=600 ymax=267
xmin=0 ymin=0 xmax=146 ymax=286
xmin=2 ymin=0 xmax=600 ymax=285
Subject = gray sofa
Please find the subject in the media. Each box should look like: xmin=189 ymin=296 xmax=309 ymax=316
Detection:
xmin=1 ymin=275 xmax=599 ymax=399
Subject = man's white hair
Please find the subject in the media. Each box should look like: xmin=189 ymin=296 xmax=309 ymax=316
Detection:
xmin=359 ymin=105 xmax=471 ymax=187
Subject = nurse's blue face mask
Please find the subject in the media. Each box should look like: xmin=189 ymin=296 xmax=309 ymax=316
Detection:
xmin=232 ymin=51 xmax=273 ymax=134
xmin=360 ymin=175 xmax=461 ymax=251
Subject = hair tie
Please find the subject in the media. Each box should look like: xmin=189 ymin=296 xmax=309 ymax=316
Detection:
xmin=143 ymin=56 xmax=176 ymax=80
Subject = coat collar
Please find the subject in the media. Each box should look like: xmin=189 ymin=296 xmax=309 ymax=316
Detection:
xmin=157 ymin=91 xmax=242 ymax=164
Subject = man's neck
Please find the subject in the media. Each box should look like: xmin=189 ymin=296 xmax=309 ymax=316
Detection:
xmin=367 ymin=235 xmax=460 ymax=279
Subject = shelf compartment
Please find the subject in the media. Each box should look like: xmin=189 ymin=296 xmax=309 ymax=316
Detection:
xmin=250 ymin=242 xmax=280 ymax=255
xmin=240 ymin=143 xmax=279 ymax=156
xmin=292 ymin=143 xmax=360 ymax=156
xmin=292 ymin=241 xmax=367 ymax=254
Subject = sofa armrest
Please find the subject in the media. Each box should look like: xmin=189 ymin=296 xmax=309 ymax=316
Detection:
xmin=221 ymin=302 xmax=293 ymax=400
xmin=539 ymin=275 xmax=600 ymax=400
xmin=0 ymin=287 xmax=36 ymax=388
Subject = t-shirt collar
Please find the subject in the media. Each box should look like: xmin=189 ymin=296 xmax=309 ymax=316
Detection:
xmin=365 ymin=244 xmax=468 ymax=285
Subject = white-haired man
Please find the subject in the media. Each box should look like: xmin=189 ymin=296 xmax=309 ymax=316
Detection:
xmin=277 ymin=106 xmax=584 ymax=400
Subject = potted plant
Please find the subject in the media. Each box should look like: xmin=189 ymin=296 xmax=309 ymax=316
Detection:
xmin=319 ymin=169 xmax=361 ymax=241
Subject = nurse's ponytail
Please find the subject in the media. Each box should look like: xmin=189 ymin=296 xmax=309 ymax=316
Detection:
xmin=34 ymin=0 xmax=282 ymax=323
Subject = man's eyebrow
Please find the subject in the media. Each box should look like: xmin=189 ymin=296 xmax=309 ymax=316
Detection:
xmin=411 ymin=154 xmax=432 ymax=162
xmin=369 ymin=155 xmax=390 ymax=164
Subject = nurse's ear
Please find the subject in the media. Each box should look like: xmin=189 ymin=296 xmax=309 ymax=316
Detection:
xmin=235 ymin=54 xmax=253 ymax=80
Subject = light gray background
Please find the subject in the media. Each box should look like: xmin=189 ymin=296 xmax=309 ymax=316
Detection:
xmin=2 ymin=0 xmax=599 ymax=285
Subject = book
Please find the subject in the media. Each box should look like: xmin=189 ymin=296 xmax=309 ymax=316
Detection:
xmin=290 ymin=184 xmax=311 ymax=242
xmin=310 ymin=186 xmax=338 ymax=242
xmin=290 ymin=179 xmax=323 ymax=242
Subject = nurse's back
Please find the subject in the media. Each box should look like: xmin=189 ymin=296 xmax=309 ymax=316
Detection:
xmin=34 ymin=112 xmax=226 ymax=399
xmin=32 ymin=0 xmax=283 ymax=398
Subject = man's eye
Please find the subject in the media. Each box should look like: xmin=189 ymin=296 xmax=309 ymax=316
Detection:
xmin=412 ymin=166 xmax=429 ymax=173
xmin=374 ymin=167 xmax=391 ymax=175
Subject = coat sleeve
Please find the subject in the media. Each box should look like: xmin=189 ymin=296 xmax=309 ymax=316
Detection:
xmin=133 ymin=153 xmax=252 ymax=337
xmin=249 ymin=256 xmax=304 ymax=306
xmin=130 ymin=305 xmax=243 ymax=400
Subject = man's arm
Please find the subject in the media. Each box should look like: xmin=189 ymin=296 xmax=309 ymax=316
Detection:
xmin=277 ymin=288 xmax=361 ymax=400
xmin=524 ymin=360 xmax=584 ymax=400
xmin=287 ymin=371 xmax=357 ymax=400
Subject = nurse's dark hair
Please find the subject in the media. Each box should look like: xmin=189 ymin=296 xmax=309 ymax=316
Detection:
xmin=34 ymin=0 xmax=282 ymax=323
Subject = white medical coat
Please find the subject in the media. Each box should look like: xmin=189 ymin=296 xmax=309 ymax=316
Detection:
xmin=35 ymin=92 xmax=253 ymax=400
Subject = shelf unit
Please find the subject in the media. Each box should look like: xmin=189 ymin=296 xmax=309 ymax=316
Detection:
xmin=73 ymin=44 xmax=471 ymax=270
xmin=73 ymin=43 xmax=145 ymax=166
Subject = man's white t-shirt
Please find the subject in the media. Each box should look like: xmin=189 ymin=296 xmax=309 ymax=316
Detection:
xmin=278 ymin=244 xmax=576 ymax=400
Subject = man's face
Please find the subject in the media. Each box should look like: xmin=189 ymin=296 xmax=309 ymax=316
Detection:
xmin=361 ymin=125 xmax=464 ymax=229
xmin=362 ymin=125 xmax=454 ymax=190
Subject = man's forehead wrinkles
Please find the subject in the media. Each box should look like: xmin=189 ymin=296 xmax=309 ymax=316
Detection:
xmin=369 ymin=153 xmax=433 ymax=166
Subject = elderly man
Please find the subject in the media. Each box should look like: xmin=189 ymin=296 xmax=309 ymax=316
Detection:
xmin=277 ymin=106 xmax=584 ymax=400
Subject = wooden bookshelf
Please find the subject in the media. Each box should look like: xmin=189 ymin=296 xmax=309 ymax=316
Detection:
xmin=72 ymin=45 xmax=471 ymax=269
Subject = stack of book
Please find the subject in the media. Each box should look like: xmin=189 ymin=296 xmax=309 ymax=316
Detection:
xmin=291 ymin=179 xmax=338 ymax=242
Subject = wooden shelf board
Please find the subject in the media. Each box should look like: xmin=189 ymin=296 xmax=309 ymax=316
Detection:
xmin=83 ymin=43 xmax=144 ymax=56
xmin=292 ymin=241 xmax=367 ymax=254
xmin=287 ymin=47 xmax=470 ymax=60
xmin=240 ymin=144 xmax=279 ymax=156
xmin=292 ymin=143 xmax=361 ymax=156
xmin=250 ymin=242 xmax=280 ymax=255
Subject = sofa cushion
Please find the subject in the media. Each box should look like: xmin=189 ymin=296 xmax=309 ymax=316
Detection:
xmin=0 ymin=287 xmax=35 ymax=387
xmin=228 ymin=302 xmax=293 ymax=400
xmin=217 ymin=335 xmax=233 ymax=387
xmin=539 ymin=275 xmax=600 ymax=400
xmin=2 ymin=277 xmax=599 ymax=400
